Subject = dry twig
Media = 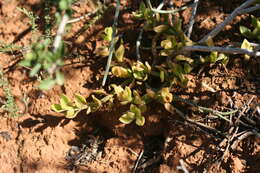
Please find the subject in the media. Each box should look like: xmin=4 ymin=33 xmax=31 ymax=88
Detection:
xmin=186 ymin=0 xmax=199 ymax=38
xmin=102 ymin=0 xmax=120 ymax=86
xmin=67 ymin=8 xmax=99 ymax=24
xmin=177 ymin=159 xmax=189 ymax=173
xmin=199 ymin=0 xmax=258 ymax=43
xmin=133 ymin=150 xmax=144 ymax=173
xmin=182 ymin=45 xmax=260 ymax=57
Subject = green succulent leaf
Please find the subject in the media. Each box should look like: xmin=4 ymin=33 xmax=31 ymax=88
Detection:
xmin=30 ymin=63 xmax=42 ymax=77
xmin=59 ymin=0 xmax=68 ymax=10
xmin=91 ymin=95 xmax=102 ymax=111
xmin=161 ymin=39 xmax=172 ymax=49
xmin=66 ymin=109 xmax=76 ymax=119
xmin=74 ymin=94 xmax=87 ymax=108
xmin=208 ymin=51 xmax=218 ymax=63
xmin=171 ymin=63 xmax=183 ymax=77
xmin=51 ymin=104 xmax=64 ymax=113
xmin=160 ymin=87 xmax=173 ymax=103
xmin=145 ymin=61 xmax=152 ymax=73
xmin=217 ymin=53 xmax=229 ymax=65
xmin=60 ymin=94 xmax=72 ymax=110
xmin=103 ymin=27 xmax=113 ymax=41
xmin=130 ymin=104 xmax=141 ymax=117
xmin=240 ymin=26 xmax=253 ymax=38
xmin=132 ymin=61 xmax=151 ymax=81
xmin=119 ymin=112 xmax=135 ymax=124
xmin=160 ymin=70 xmax=165 ymax=82
xmin=135 ymin=115 xmax=145 ymax=126
xmin=112 ymin=85 xmax=132 ymax=105
xmin=86 ymin=106 xmax=91 ymax=115
xmin=241 ymin=39 xmax=252 ymax=60
xmin=39 ymin=78 xmax=56 ymax=90
xmin=251 ymin=15 xmax=260 ymax=28
xmin=119 ymin=86 xmax=132 ymax=105
xmin=111 ymin=66 xmax=130 ymax=78
xmin=133 ymin=90 xmax=143 ymax=105
xmin=115 ymin=44 xmax=125 ymax=62
xmin=183 ymin=63 xmax=192 ymax=74
xmin=175 ymin=55 xmax=194 ymax=64
xmin=19 ymin=59 xmax=32 ymax=67
xmin=111 ymin=84 xmax=124 ymax=95
xmin=153 ymin=25 xmax=169 ymax=33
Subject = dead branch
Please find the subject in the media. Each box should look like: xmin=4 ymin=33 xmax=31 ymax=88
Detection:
xmin=67 ymin=8 xmax=99 ymax=24
xmin=182 ymin=45 xmax=260 ymax=57
xmin=133 ymin=150 xmax=144 ymax=173
xmin=186 ymin=0 xmax=199 ymax=38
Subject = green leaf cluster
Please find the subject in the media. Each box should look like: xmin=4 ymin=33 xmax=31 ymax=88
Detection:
xmin=240 ymin=15 xmax=260 ymax=40
xmin=51 ymin=93 xmax=112 ymax=119
xmin=241 ymin=39 xmax=253 ymax=60
xmin=119 ymin=104 xmax=145 ymax=126
xmin=203 ymin=39 xmax=229 ymax=65
xmin=17 ymin=7 xmax=39 ymax=34
xmin=132 ymin=2 xmax=154 ymax=27
xmin=97 ymin=27 xmax=125 ymax=62
xmin=19 ymin=39 xmax=65 ymax=90
xmin=111 ymin=61 xmax=151 ymax=85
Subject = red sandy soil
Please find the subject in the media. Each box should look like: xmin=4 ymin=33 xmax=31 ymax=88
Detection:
xmin=0 ymin=0 xmax=259 ymax=173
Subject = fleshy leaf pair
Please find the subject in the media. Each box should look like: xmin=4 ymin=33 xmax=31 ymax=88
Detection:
xmin=112 ymin=85 xmax=133 ymax=105
xmin=119 ymin=104 xmax=145 ymax=126
xmin=132 ymin=61 xmax=151 ymax=82
xmin=51 ymin=94 xmax=103 ymax=119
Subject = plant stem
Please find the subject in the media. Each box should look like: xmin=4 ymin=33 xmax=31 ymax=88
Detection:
xmin=53 ymin=14 xmax=69 ymax=52
xmin=182 ymin=45 xmax=260 ymax=57
xmin=102 ymin=0 xmax=120 ymax=86
xmin=186 ymin=0 xmax=199 ymax=38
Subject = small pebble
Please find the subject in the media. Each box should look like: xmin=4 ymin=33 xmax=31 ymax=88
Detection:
xmin=0 ymin=131 xmax=12 ymax=141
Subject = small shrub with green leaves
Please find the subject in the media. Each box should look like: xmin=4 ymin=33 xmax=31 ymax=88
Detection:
xmin=18 ymin=0 xmax=74 ymax=90
xmin=51 ymin=1 xmax=256 ymax=127
xmin=51 ymin=92 xmax=113 ymax=118
xmin=0 ymin=68 xmax=19 ymax=117
xmin=19 ymin=39 xmax=65 ymax=90
xmin=51 ymin=2 xmax=193 ymax=126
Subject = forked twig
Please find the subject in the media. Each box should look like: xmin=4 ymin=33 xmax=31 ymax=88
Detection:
xmin=199 ymin=0 xmax=257 ymax=43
